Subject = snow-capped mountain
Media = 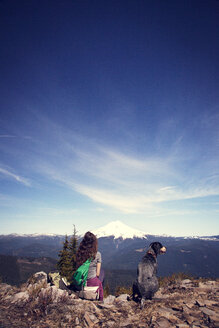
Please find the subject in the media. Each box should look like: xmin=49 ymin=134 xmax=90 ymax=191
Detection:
xmin=0 ymin=233 xmax=65 ymax=239
xmin=92 ymin=220 xmax=147 ymax=239
xmin=5 ymin=233 xmax=61 ymax=237
xmin=0 ymin=226 xmax=218 ymax=279
xmin=184 ymin=236 xmax=219 ymax=241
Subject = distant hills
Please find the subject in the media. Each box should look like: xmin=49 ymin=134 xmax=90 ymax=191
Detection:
xmin=0 ymin=221 xmax=218 ymax=287
xmin=0 ymin=254 xmax=56 ymax=285
xmin=98 ymin=235 xmax=219 ymax=278
xmin=0 ymin=234 xmax=64 ymax=258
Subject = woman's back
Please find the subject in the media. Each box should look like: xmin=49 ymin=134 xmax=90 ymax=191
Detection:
xmin=87 ymin=251 xmax=102 ymax=280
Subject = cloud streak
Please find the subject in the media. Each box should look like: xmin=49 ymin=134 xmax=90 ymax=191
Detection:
xmin=0 ymin=167 xmax=31 ymax=187
xmin=3 ymin=114 xmax=218 ymax=216
xmin=32 ymin=122 xmax=219 ymax=214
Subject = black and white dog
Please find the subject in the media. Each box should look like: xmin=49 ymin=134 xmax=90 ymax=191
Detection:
xmin=133 ymin=242 xmax=166 ymax=307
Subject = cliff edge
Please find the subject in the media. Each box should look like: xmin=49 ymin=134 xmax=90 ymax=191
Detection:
xmin=0 ymin=272 xmax=218 ymax=327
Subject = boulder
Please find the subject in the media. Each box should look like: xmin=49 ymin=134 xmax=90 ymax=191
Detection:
xmin=10 ymin=291 xmax=29 ymax=304
xmin=181 ymin=279 xmax=192 ymax=284
xmin=114 ymin=293 xmax=129 ymax=303
xmin=38 ymin=285 xmax=69 ymax=303
xmin=27 ymin=271 xmax=48 ymax=285
xmin=104 ymin=295 xmax=115 ymax=305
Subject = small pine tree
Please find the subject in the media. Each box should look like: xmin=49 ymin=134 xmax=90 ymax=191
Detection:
xmin=67 ymin=225 xmax=78 ymax=282
xmin=57 ymin=235 xmax=71 ymax=278
xmin=57 ymin=226 xmax=79 ymax=283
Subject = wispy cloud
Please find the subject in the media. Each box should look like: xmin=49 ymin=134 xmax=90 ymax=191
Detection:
xmin=3 ymin=114 xmax=218 ymax=215
xmin=33 ymin=122 xmax=219 ymax=213
xmin=0 ymin=167 xmax=31 ymax=187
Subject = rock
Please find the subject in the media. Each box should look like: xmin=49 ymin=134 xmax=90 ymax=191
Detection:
xmin=183 ymin=301 xmax=195 ymax=309
xmin=88 ymin=302 xmax=102 ymax=315
xmin=104 ymin=320 xmax=116 ymax=327
xmin=27 ymin=271 xmax=47 ymax=285
xmin=200 ymin=306 xmax=219 ymax=322
xmin=84 ymin=312 xmax=95 ymax=327
xmin=201 ymin=307 xmax=217 ymax=316
xmin=172 ymin=304 xmax=183 ymax=312
xmin=69 ymin=293 xmax=77 ymax=300
xmin=97 ymin=302 xmax=115 ymax=309
xmin=38 ymin=285 xmax=69 ymax=303
xmin=180 ymin=279 xmax=194 ymax=288
xmin=119 ymin=318 xmax=134 ymax=327
xmin=204 ymin=280 xmax=217 ymax=285
xmin=65 ymin=314 xmax=72 ymax=321
xmin=104 ymin=295 xmax=116 ymax=304
xmin=88 ymin=313 xmax=98 ymax=324
xmin=181 ymin=279 xmax=192 ymax=284
xmin=158 ymin=306 xmax=177 ymax=315
xmin=0 ymin=284 xmax=12 ymax=294
xmin=114 ymin=294 xmax=129 ymax=303
xmin=154 ymin=293 xmax=169 ymax=299
xmin=183 ymin=313 xmax=197 ymax=325
xmin=153 ymin=307 xmax=179 ymax=324
xmin=156 ymin=317 xmax=171 ymax=328
xmin=202 ymin=299 xmax=218 ymax=306
xmin=195 ymin=299 xmax=206 ymax=307
xmin=10 ymin=291 xmax=29 ymax=304
xmin=197 ymin=280 xmax=218 ymax=292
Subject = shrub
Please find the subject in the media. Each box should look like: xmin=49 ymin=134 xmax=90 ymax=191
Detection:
xmin=158 ymin=272 xmax=195 ymax=287
xmin=103 ymin=283 xmax=110 ymax=298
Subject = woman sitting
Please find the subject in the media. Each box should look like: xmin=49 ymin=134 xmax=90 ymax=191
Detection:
xmin=76 ymin=231 xmax=104 ymax=301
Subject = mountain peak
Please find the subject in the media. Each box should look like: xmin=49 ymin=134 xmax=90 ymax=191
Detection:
xmin=92 ymin=220 xmax=147 ymax=239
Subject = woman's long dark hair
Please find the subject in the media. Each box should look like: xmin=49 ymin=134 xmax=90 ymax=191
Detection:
xmin=76 ymin=231 xmax=98 ymax=268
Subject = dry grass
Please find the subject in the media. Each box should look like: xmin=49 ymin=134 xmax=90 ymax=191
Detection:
xmin=158 ymin=272 xmax=218 ymax=287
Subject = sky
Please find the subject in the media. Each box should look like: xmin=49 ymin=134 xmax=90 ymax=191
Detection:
xmin=0 ymin=0 xmax=218 ymax=236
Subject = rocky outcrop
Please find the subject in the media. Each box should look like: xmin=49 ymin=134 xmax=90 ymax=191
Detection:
xmin=0 ymin=273 xmax=218 ymax=327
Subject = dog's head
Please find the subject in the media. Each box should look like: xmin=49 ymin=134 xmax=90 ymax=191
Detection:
xmin=148 ymin=242 xmax=166 ymax=256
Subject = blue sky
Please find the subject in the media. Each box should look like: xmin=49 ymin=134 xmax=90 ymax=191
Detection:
xmin=0 ymin=0 xmax=218 ymax=236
